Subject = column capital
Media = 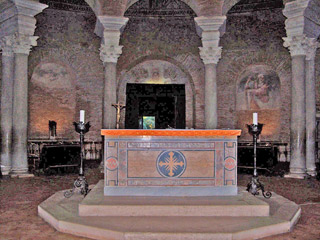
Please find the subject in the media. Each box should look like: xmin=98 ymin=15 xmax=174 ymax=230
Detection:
xmin=194 ymin=16 xmax=226 ymax=36
xmin=1 ymin=34 xmax=38 ymax=55
xmin=194 ymin=16 xmax=226 ymax=47
xmin=199 ymin=46 xmax=222 ymax=65
xmin=0 ymin=35 xmax=15 ymax=57
xmin=194 ymin=16 xmax=226 ymax=65
xmin=283 ymin=35 xmax=311 ymax=57
xmin=95 ymin=16 xmax=128 ymax=38
xmin=283 ymin=0 xmax=320 ymax=39
xmin=100 ymin=44 xmax=123 ymax=64
xmin=95 ymin=16 xmax=128 ymax=64
xmin=0 ymin=0 xmax=48 ymax=39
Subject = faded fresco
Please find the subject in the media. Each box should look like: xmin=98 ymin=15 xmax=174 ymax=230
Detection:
xmin=237 ymin=65 xmax=281 ymax=111
xmin=32 ymin=63 xmax=73 ymax=90
xmin=236 ymin=65 xmax=282 ymax=140
xmin=121 ymin=60 xmax=189 ymax=85
xmin=29 ymin=62 xmax=76 ymax=138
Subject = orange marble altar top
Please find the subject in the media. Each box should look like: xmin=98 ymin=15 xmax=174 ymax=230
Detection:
xmin=101 ymin=129 xmax=241 ymax=137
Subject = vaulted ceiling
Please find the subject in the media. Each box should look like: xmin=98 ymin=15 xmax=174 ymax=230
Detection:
xmin=39 ymin=0 xmax=291 ymax=16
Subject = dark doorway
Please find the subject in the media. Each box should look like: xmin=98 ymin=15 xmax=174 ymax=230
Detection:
xmin=125 ymin=83 xmax=186 ymax=129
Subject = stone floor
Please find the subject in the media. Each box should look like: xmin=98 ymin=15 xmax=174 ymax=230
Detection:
xmin=1 ymin=168 xmax=320 ymax=240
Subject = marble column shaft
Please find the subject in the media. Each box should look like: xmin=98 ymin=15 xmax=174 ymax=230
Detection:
xmin=0 ymin=50 xmax=14 ymax=175
xmin=306 ymin=56 xmax=317 ymax=176
xmin=102 ymin=62 xmax=117 ymax=129
xmin=204 ymin=63 xmax=218 ymax=129
xmin=290 ymin=55 xmax=306 ymax=177
xmin=11 ymin=53 xmax=29 ymax=174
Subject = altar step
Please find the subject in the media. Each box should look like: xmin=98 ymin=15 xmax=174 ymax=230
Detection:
xmin=38 ymin=182 xmax=301 ymax=240
xmin=79 ymin=181 xmax=269 ymax=217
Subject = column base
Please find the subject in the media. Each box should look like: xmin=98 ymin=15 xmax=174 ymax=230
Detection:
xmin=10 ymin=168 xmax=31 ymax=177
xmin=306 ymin=169 xmax=317 ymax=177
xmin=284 ymin=173 xmax=306 ymax=179
xmin=285 ymin=167 xmax=306 ymax=179
xmin=1 ymin=165 xmax=11 ymax=176
xmin=10 ymin=173 xmax=34 ymax=178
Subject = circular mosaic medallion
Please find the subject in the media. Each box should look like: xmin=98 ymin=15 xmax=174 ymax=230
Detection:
xmin=106 ymin=157 xmax=118 ymax=171
xmin=224 ymin=157 xmax=236 ymax=171
xmin=156 ymin=151 xmax=186 ymax=178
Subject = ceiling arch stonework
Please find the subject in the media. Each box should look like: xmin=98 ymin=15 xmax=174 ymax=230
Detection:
xmin=126 ymin=0 xmax=202 ymax=15
xmin=85 ymin=0 xmax=228 ymax=17
xmin=84 ymin=0 xmax=294 ymax=18
xmin=222 ymin=0 xmax=241 ymax=14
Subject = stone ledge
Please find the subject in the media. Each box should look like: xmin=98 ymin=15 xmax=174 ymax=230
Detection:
xmin=38 ymin=183 xmax=301 ymax=240
xmin=79 ymin=180 xmax=268 ymax=217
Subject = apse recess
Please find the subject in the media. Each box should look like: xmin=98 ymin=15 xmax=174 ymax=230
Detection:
xmin=118 ymin=0 xmax=205 ymax=128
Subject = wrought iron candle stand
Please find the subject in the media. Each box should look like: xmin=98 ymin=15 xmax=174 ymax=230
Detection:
xmin=64 ymin=121 xmax=91 ymax=198
xmin=246 ymin=123 xmax=272 ymax=199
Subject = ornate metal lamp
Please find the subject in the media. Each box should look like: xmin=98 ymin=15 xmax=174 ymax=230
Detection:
xmin=246 ymin=122 xmax=272 ymax=198
xmin=64 ymin=121 xmax=91 ymax=198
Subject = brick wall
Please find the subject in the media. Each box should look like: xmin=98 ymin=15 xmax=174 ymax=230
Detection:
xmin=117 ymin=13 xmax=204 ymax=128
xmin=25 ymin=3 xmax=320 ymax=145
xmin=28 ymin=8 xmax=104 ymax=141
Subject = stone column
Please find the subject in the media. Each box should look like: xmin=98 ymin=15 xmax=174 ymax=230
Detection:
xmin=282 ymin=0 xmax=320 ymax=178
xmin=11 ymin=35 xmax=38 ymax=175
xmin=200 ymin=48 xmax=222 ymax=129
xmin=0 ymin=0 xmax=47 ymax=175
xmin=195 ymin=16 xmax=226 ymax=129
xmin=305 ymin=39 xmax=318 ymax=176
xmin=100 ymin=46 xmax=123 ymax=129
xmin=0 ymin=36 xmax=14 ymax=175
xmin=283 ymin=35 xmax=310 ymax=179
xmin=97 ymin=16 xmax=128 ymax=129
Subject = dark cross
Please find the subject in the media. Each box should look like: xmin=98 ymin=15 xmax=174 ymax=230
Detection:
xmin=112 ymin=102 xmax=126 ymax=129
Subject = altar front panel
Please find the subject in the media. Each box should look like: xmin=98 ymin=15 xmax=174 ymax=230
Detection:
xmin=102 ymin=130 xmax=240 ymax=196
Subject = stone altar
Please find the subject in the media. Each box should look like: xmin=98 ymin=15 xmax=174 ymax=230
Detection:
xmin=37 ymin=129 xmax=301 ymax=239
xmin=102 ymin=129 xmax=241 ymax=196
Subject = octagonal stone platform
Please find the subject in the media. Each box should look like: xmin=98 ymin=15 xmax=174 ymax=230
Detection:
xmin=38 ymin=180 xmax=301 ymax=240
xmin=79 ymin=181 xmax=269 ymax=217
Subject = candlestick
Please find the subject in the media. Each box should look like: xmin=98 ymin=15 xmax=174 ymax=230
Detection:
xmin=253 ymin=112 xmax=258 ymax=125
xmin=246 ymin=123 xmax=271 ymax=198
xmin=80 ymin=110 xmax=85 ymax=123
xmin=64 ymin=121 xmax=91 ymax=198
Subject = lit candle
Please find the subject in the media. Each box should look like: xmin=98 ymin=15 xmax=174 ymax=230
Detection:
xmin=253 ymin=112 xmax=258 ymax=125
xmin=80 ymin=110 xmax=85 ymax=123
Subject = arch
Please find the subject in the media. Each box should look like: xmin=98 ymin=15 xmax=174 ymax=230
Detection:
xmin=303 ymin=0 xmax=320 ymax=39
xmin=222 ymin=0 xmax=287 ymax=15
xmin=117 ymin=56 xmax=197 ymax=128
xmin=222 ymin=0 xmax=241 ymax=15
xmin=125 ymin=0 xmax=201 ymax=16
xmin=118 ymin=55 xmax=196 ymax=93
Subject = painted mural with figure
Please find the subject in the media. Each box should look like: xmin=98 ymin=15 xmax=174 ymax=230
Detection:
xmin=236 ymin=65 xmax=281 ymax=140
xmin=237 ymin=65 xmax=280 ymax=111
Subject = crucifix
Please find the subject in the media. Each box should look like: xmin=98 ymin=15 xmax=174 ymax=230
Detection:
xmin=149 ymin=0 xmax=154 ymax=8
xmin=112 ymin=102 xmax=126 ymax=129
